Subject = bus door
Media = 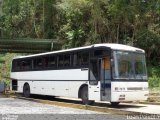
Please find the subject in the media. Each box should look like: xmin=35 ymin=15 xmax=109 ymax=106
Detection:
xmin=88 ymin=57 xmax=111 ymax=101
xmin=101 ymin=57 xmax=111 ymax=101
xmin=88 ymin=58 xmax=101 ymax=101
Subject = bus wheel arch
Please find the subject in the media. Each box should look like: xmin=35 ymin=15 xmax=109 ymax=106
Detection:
xmin=23 ymin=82 xmax=31 ymax=98
xmin=78 ymin=84 xmax=88 ymax=98
xmin=78 ymin=84 xmax=94 ymax=105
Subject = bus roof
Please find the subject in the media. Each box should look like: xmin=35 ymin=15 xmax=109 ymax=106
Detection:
xmin=13 ymin=43 xmax=145 ymax=59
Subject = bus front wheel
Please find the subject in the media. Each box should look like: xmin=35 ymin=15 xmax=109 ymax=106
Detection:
xmin=23 ymin=83 xmax=30 ymax=98
xmin=81 ymin=86 xmax=94 ymax=105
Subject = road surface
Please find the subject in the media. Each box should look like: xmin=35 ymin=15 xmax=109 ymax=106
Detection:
xmin=0 ymin=96 xmax=125 ymax=120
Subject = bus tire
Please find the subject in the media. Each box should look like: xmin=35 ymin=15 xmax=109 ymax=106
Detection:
xmin=23 ymin=83 xmax=30 ymax=98
xmin=110 ymin=102 xmax=120 ymax=106
xmin=81 ymin=86 xmax=94 ymax=105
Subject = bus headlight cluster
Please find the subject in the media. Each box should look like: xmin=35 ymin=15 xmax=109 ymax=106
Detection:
xmin=115 ymin=87 xmax=125 ymax=91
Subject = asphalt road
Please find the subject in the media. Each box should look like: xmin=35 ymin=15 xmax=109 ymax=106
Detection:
xmin=0 ymin=95 xmax=126 ymax=120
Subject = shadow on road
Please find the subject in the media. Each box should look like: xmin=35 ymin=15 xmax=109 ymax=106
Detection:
xmin=18 ymin=94 xmax=146 ymax=109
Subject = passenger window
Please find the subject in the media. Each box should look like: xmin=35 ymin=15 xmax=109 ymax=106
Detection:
xmin=58 ymin=55 xmax=64 ymax=67
xmin=12 ymin=60 xmax=21 ymax=71
xmin=49 ymin=56 xmax=56 ymax=68
xmin=21 ymin=60 xmax=32 ymax=70
xmin=81 ymin=52 xmax=89 ymax=66
xmin=64 ymin=54 xmax=71 ymax=67
xmin=73 ymin=54 xmax=77 ymax=67
xmin=43 ymin=57 xmax=49 ymax=68
xmin=73 ymin=53 xmax=81 ymax=66
xmin=77 ymin=53 xmax=81 ymax=66
xmin=34 ymin=58 xmax=43 ymax=69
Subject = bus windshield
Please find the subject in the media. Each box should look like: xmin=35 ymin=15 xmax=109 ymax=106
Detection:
xmin=113 ymin=51 xmax=147 ymax=80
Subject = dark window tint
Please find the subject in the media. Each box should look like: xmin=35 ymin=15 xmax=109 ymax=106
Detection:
xmin=43 ymin=56 xmax=49 ymax=68
xmin=49 ymin=56 xmax=56 ymax=68
xmin=64 ymin=54 xmax=71 ymax=67
xmin=58 ymin=55 xmax=63 ymax=67
xmin=94 ymin=50 xmax=105 ymax=56
xmin=21 ymin=60 xmax=32 ymax=70
xmin=12 ymin=59 xmax=32 ymax=71
xmin=73 ymin=54 xmax=78 ymax=66
xmin=12 ymin=61 xmax=19 ymax=71
xmin=34 ymin=58 xmax=43 ymax=69
xmin=73 ymin=53 xmax=81 ymax=66
xmin=77 ymin=53 xmax=81 ymax=65
xmin=81 ymin=52 xmax=89 ymax=66
xmin=12 ymin=60 xmax=19 ymax=71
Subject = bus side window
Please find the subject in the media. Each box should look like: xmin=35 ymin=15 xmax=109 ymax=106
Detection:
xmin=64 ymin=54 xmax=71 ymax=67
xmin=21 ymin=60 xmax=32 ymax=71
xmin=81 ymin=52 xmax=89 ymax=66
xmin=49 ymin=56 xmax=56 ymax=68
xmin=73 ymin=53 xmax=81 ymax=67
xmin=73 ymin=53 xmax=77 ymax=67
xmin=77 ymin=53 xmax=81 ymax=66
xmin=33 ymin=58 xmax=43 ymax=70
xmin=43 ymin=57 xmax=49 ymax=68
xmin=57 ymin=55 xmax=64 ymax=68
xmin=12 ymin=60 xmax=18 ymax=71
xmin=13 ymin=60 xmax=21 ymax=71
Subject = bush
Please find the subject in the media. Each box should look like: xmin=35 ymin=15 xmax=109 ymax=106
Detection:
xmin=148 ymin=65 xmax=160 ymax=88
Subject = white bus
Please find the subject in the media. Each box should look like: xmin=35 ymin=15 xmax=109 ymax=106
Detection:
xmin=10 ymin=44 xmax=149 ymax=105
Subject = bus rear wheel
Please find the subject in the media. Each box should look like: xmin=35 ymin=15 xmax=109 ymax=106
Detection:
xmin=23 ymin=83 xmax=30 ymax=98
xmin=81 ymin=86 xmax=94 ymax=105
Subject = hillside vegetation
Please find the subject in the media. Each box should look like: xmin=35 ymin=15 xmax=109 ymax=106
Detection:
xmin=0 ymin=0 xmax=159 ymax=88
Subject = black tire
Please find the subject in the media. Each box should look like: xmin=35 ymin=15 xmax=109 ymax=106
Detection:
xmin=81 ymin=86 xmax=94 ymax=105
xmin=23 ymin=83 xmax=30 ymax=98
xmin=110 ymin=102 xmax=120 ymax=106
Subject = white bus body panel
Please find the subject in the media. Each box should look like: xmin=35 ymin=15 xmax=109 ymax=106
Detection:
xmin=88 ymin=81 xmax=101 ymax=101
xmin=11 ymin=69 xmax=88 ymax=81
xmin=111 ymin=81 xmax=149 ymax=102
xmin=11 ymin=69 xmax=88 ymax=98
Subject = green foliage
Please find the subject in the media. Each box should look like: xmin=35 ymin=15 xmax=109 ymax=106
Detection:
xmin=0 ymin=53 xmax=17 ymax=86
xmin=135 ymin=28 xmax=160 ymax=65
xmin=0 ymin=0 xmax=58 ymax=38
xmin=0 ymin=0 xmax=159 ymax=64
xmin=148 ymin=65 xmax=160 ymax=88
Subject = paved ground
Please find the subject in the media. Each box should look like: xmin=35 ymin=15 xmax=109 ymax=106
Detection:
xmin=0 ymin=96 xmax=126 ymax=120
xmin=119 ymin=103 xmax=160 ymax=114
xmin=1 ymin=95 xmax=160 ymax=120
xmin=57 ymin=96 xmax=160 ymax=114
xmin=0 ymin=97 xmax=100 ymax=114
